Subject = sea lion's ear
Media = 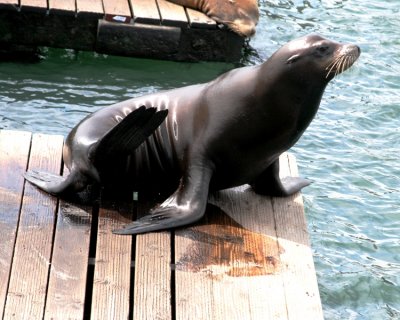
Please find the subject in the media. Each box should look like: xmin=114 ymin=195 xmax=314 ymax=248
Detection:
xmin=286 ymin=54 xmax=301 ymax=64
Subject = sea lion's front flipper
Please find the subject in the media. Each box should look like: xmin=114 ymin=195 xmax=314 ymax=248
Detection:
xmin=113 ymin=164 xmax=214 ymax=235
xmin=23 ymin=169 xmax=87 ymax=197
xmin=92 ymin=106 xmax=168 ymax=163
xmin=251 ymin=158 xmax=311 ymax=197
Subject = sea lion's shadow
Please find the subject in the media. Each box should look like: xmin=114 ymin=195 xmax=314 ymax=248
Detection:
xmin=173 ymin=187 xmax=285 ymax=277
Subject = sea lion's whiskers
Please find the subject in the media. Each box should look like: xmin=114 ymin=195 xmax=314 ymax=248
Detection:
xmin=326 ymin=57 xmax=341 ymax=78
xmin=326 ymin=51 xmax=358 ymax=78
xmin=334 ymin=57 xmax=342 ymax=77
xmin=338 ymin=56 xmax=347 ymax=75
xmin=340 ymin=56 xmax=349 ymax=74
xmin=326 ymin=55 xmax=343 ymax=78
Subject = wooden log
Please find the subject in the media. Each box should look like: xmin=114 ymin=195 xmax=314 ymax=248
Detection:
xmin=272 ymin=154 xmax=324 ymax=320
xmin=179 ymin=27 xmax=244 ymax=62
xmin=90 ymin=201 xmax=133 ymax=319
xmin=43 ymin=165 xmax=93 ymax=320
xmin=96 ymin=20 xmax=181 ymax=59
xmin=130 ymin=0 xmax=160 ymax=24
xmin=133 ymin=200 xmax=172 ymax=319
xmin=3 ymin=133 xmax=64 ymax=320
xmin=157 ymin=0 xmax=188 ymax=27
xmin=0 ymin=130 xmax=32 ymax=316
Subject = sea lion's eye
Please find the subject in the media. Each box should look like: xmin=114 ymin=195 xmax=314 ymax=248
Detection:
xmin=317 ymin=46 xmax=329 ymax=53
xmin=286 ymin=54 xmax=300 ymax=64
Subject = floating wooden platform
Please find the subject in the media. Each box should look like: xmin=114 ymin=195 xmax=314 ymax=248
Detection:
xmin=0 ymin=0 xmax=244 ymax=62
xmin=0 ymin=129 xmax=323 ymax=320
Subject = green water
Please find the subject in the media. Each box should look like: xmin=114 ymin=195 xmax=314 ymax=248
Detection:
xmin=1 ymin=0 xmax=399 ymax=319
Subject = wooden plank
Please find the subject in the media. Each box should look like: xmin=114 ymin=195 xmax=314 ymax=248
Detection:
xmin=20 ymin=0 xmax=47 ymax=12
xmin=185 ymin=7 xmax=216 ymax=29
xmin=157 ymin=0 xmax=188 ymax=27
xmin=76 ymin=0 xmax=103 ymax=16
xmin=210 ymin=189 xmax=288 ymax=320
xmin=3 ymin=133 xmax=64 ymax=320
xmin=90 ymin=202 xmax=133 ymax=319
xmin=48 ymin=0 xmax=76 ymax=14
xmin=130 ymin=0 xmax=160 ymax=24
xmin=271 ymin=154 xmax=324 ymax=319
xmin=43 ymin=165 xmax=92 ymax=320
xmin=103 ymin=0 xmax=132 ymax=23
xmin=0 ymin=130 xmax=32 ymax=316
xmin=175 ymin=186 xmax=288 ymax=319
xmin=133 ymin=201 xmax=172 ymax=319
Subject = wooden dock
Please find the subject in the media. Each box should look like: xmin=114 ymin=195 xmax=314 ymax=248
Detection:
xmin=0 ymin=129 xmax=323 ymax=320
xmin=0 ymin=0 xmax=244 ymax=62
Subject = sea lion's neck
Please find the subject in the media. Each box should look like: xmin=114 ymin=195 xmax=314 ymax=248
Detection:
xmin=255 ymin=62 xmax=328 ymax=142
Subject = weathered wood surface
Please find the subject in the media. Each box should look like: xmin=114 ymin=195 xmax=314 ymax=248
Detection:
xmin=49 ymin=0 xmax=76 ymax=14
xmin=0 ymin=129 xmax=323 ymax=319
xmin=90 ymin=202 xmax=133 ymax=319
xmin=0 ymin=131 xmax=31 ymax=317
xmin=3 ymin=133 xmax=63 ymax=319
xmin=133 ymin=201 xmax=172 ymax=320
xmin=44 ymin=171 xmax=92 ymax=319
xmin=131 ymin=0 xmax=160 ymax=24
xmin=0 ymin=0 xmax=244 ymax=62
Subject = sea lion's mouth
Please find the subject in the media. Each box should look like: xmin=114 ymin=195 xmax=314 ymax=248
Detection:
xmin=325 ymin=44 xmax=361 ymax=78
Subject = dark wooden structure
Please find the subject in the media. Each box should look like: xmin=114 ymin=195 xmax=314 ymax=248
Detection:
xmin=0 ymin=129 xmax=323 ymax=319
xmin=0 ymin=0 xmax=244 ymax=62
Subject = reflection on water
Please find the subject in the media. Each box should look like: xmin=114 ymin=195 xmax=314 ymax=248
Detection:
xmin=1 ymin=0 xmax=400 ymax=318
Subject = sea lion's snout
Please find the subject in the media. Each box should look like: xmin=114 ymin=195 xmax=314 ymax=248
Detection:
xmin=325 ymin=42 xmax=360 ymax=78
xmin=339 ymin=44 xmax=361 ymax=58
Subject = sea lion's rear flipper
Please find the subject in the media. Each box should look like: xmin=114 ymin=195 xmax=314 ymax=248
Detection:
xmin=113 ymin=164 xmax=214 ymax=235
xmin=92 ymin=106 xmax=168 ymax=164
xmin=251 ymin=158 xmax=311 ymax=196
xmin=23 ymin=169 xmax=87 ymax=197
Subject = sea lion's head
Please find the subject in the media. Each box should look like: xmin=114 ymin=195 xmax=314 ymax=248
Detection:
xmin=270 ymin=34 xmax=360 ymax=83
xmin=208 ymin=0 xmax=259 ymax=37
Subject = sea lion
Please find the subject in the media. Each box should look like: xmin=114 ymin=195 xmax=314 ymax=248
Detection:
xmin=167 ymin=0 xmax=259 ymax=37
xmin=24 ymin=34 xmax=360 ymax=235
